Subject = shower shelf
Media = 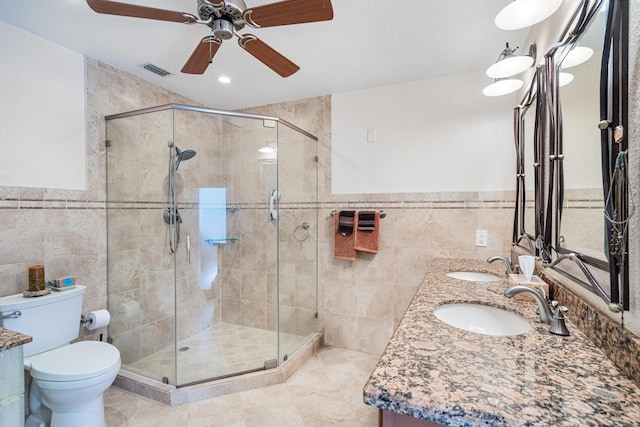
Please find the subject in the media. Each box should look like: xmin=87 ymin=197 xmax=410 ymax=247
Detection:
xmin=205 ymin=238 xmax=239 ymax=245
xmin=201 ymin=207 xmax=237 ymax=212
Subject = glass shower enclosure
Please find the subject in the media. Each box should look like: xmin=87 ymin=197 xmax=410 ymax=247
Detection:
xmin=105 ymin=104 xmax=318 ymax=386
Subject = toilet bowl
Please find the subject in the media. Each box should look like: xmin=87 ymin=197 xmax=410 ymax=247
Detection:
xmin=0 ymin=286 xmax=121 ymax=427
xmin=25 ymin=340 xmax=121 ymax=427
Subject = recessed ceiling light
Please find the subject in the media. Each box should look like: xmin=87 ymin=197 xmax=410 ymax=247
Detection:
xmin=218 ymin=76 xmax=231 ymax=84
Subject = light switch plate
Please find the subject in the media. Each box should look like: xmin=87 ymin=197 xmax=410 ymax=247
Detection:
xmin=367 ymin=128 xmax=377 ymax=142
xmin=476 ymin=230 xmax=488 ymax=247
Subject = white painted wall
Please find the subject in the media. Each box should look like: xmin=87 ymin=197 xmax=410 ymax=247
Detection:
xmin=0 ymin=21 xmax=86 ymax=190
xmin=331 ymin=71 xmax=516 ymax=194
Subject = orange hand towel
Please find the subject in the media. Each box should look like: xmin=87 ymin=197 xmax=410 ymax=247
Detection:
xmin=354 ymin=211 xmax=379 ymax=254
xmin=334 ymin=210 xmax=357 ymax=261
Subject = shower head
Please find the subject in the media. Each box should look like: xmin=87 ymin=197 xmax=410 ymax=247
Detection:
xmin=175 ymin=146 xmax=197 ymax=170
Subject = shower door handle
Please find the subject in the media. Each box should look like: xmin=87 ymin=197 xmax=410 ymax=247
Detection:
xmin=269 ymin=189 xmax=280 ymax=220
xmin=186 ymin=235 xmax=191 ymax=264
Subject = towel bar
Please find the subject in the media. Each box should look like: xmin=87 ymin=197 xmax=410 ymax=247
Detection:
xmin=330 ymin=209 xmax=386 ymax=219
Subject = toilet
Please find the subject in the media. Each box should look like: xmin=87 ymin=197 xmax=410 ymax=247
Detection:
xmin=0 ymin=285 xmax=120 ymax=427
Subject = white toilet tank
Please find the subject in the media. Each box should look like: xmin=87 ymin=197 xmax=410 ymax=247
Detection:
xmin=0 ymin=286 xmax=86 ymax=358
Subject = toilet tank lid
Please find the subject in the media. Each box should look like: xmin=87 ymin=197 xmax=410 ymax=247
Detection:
xmin=0 ymin=285 xmax=86 ymax=312
xmin=30 ymin=341 xmax=120 ymax=381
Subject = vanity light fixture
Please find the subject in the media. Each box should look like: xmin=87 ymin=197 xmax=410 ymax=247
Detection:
xmin=486 ymin=43 xmax=536 ymax=78
xmin=559 ymin=72 xmax=574 ymax=87
xmin=495 ymin=0 xmax=563 ymax=30
xmin=482 ymin=78 xmax=524 ymax=97
xmin=258 ymin=142 xmax=276 ymax=153
xmin=561 ymin=46 xmax=594 ymax=69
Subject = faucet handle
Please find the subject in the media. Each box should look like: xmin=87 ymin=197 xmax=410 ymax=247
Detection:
xmin=552 ymin=303 xmax=568 ymax=316
xmin=536 ymin=285 xmax=548 ymax=301
xmin=549 ymin=303 xmax=570 ymax=336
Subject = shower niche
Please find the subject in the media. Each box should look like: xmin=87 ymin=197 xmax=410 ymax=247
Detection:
xmin=105 ymin=104 xmax=319 ymax=387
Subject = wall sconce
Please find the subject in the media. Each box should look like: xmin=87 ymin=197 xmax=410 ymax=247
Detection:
xmin=495 ymin=0 xmax=563 ymax=30
xmin=561 ymin=46 xmax=594 ymax=69
xmin=559 ymin=72 xmax=574 ymax=87
xmin=258 ymin=143 xmax=276 ymax=153
xmin=486 ymin=43 xmax=536 ymax=78
xmin=482 ymin=78 xmax=524 ymax=97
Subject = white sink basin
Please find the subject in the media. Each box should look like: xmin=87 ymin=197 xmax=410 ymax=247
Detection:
xmin=433 ymin=303 xmax=531 ymax=336
xmin=446 ymin=271 xmax=502 ymax=282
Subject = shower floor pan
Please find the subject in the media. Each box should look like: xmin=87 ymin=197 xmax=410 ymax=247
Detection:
xmin=113 ymin=323 xmax=322 ymax=406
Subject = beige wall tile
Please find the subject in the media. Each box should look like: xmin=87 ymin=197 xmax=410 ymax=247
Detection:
xmin=0 ymin=59 xmax=519 ymax=369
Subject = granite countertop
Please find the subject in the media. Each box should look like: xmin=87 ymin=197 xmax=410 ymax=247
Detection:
xmin=364 ymin=258 xmax=640 ymax=426
xmin=0 ymin=327 xmax=31 ymax=351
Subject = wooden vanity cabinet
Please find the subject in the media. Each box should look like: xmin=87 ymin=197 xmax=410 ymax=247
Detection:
xmin=380 ymin=409 xmax=443 ymax=427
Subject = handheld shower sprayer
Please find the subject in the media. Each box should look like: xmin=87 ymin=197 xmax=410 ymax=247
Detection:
xmin=165 ymin=141 xmax=197 ymax=253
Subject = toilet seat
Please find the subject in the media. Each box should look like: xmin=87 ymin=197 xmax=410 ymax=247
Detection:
xmin=30 ymin=341 xmax=120 ymax=382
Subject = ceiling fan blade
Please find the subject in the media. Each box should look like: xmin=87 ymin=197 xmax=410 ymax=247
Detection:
xmin=239 ymin=36 xmax=300 ymax=78
xmin=181 ymin=37 xmax=222 ymax=74
xmin=244 ymin=0 xmax=333 ymax=28
xmin=86 ymin=0 xmax=196 ymax=23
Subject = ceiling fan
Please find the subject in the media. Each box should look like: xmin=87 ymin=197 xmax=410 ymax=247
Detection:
xmin=85 ymin=0 xmax=334 ymax=77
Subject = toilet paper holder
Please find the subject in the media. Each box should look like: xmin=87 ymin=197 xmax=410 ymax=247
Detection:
xmin=80 ymin=309 xmax=111 ymax=330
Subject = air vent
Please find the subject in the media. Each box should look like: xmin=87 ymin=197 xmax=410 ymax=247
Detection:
xmin=140 ymin=62 xmax=173 ymax=77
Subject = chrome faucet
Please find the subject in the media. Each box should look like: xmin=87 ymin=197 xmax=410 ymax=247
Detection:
xmin=504 ymin=285 xmax=570 ymax=336
xmin=487 ymin=256 xmax=517 ymax=275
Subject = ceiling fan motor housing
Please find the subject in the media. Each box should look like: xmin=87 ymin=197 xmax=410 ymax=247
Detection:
xmin=213 ymin=19 xmax=234 ymax=39
xmin=198 ymin=0 xmax=247 ymax=39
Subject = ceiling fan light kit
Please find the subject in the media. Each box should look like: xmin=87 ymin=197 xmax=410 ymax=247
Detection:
xmin=86 ymin=0 xmax=334 ymax=77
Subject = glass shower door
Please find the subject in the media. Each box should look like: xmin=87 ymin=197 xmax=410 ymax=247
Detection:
xmin=173 ymin=111 xmax=280 ymax=385
xmin=276 ymin=123 xmax=318 ymax=362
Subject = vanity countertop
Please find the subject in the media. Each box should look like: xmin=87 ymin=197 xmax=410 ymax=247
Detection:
xmin=364 ymin=258 xmax=640 ymax=426
xmin=0 ymin=327 xmax=31 ymax=351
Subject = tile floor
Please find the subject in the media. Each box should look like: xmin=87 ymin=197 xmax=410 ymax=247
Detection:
xmin=105 ymin=346 xmax=380 ymax=426
xmin=128 ymin=323 xmax=308 ymax=385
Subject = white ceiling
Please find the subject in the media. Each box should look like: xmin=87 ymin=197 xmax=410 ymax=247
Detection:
xmin=0 ymin=0 xmax=528 ymax=110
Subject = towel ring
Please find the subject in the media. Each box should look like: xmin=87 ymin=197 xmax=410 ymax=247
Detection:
xmin=294 ymin=222 xmax=310 ymax=242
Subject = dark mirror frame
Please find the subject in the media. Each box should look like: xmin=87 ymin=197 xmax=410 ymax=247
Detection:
xmin=513 ymin=72 xmax=538 ymax=255
xmin=597 ymin=0 xmax=629 ymax=309
xmin=513 ymin=0 xmax=629 ymax=311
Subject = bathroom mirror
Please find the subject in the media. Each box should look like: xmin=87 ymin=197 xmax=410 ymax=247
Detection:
xmin=548 ymin=0 xmax=629 ymax=309
xmin=556 ymin=7 xmax=607 ymax=266
xmin=513 ymin=0 xmax=629 ymax=309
